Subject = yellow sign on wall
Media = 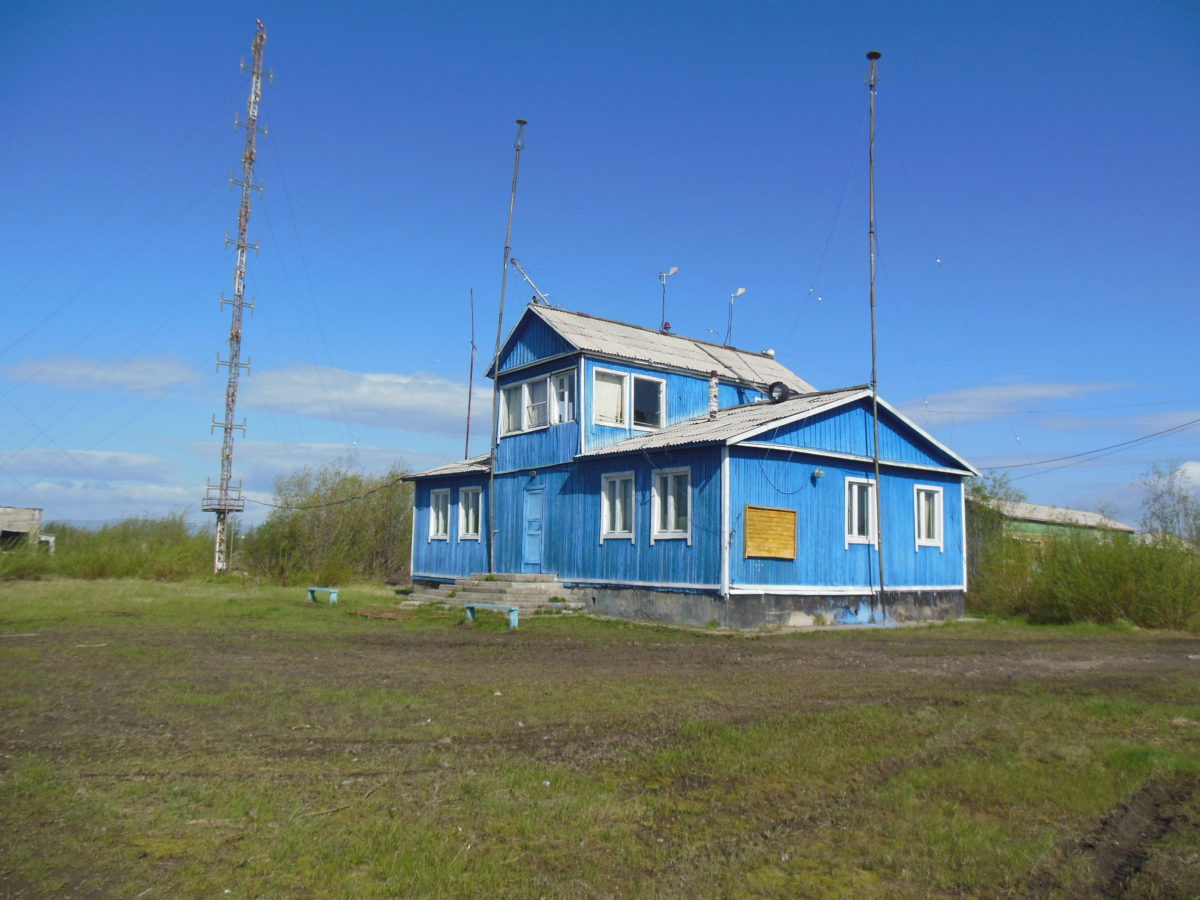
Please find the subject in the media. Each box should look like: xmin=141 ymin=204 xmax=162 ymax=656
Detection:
xmin=744 ymin=505 xmax=796 ymax=559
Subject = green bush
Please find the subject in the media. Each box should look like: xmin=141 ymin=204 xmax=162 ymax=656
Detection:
xmin=2 ymin=513 xmax=212 ymax=582
xmin=240 ymin=458 xmax=412 ymax=586
xmin=970 ymin=533 xmax=1199 ymax=632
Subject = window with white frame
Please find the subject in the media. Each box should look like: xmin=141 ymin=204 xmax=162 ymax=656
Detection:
xmin=845 ymin=477 xmax=876 ymax=545
xmin=430 ymin=489 xmax=450 ymax=540
xmin=552 ymin=371 xmax=576 ymax=424
xmin=501 ymin=369 xmax=575 ymax=434
xmin=914 ymin=485 xmax=943 ymax=549
xmin=594 ymin=370 xmax=626 ymax=425
xmin=652 ymin=468 xmax=690 ymax=540
xmin=593 ymin=369 xmax=667 ymax=429
xmin=601 ymin=472 xmax=634 ymax=540
xmin=632 ymin=375 xmax=665 ymax=429
xmin=459 ymin=487 xmax=482 ymax=540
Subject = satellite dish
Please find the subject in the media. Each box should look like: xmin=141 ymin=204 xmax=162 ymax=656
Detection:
xmin=733 ymin=287 xmax=746 ymax=298
xmin=768 ymin=382 xmax=792 ymax=403
xmin=667 ymin=266 xmax=679 ymax=277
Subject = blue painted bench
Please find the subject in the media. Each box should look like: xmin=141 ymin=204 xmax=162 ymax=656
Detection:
xmin=464 ymin=603 xmax=519 ymax=629
xmin=307 ymin=586 xmax=339 ymax=604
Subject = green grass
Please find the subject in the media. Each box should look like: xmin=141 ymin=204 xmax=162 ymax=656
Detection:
xmin=2 ymin=579 xmax=1198 ymax=897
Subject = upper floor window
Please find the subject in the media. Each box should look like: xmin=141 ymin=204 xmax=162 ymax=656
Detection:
xmin=430 ymin=489 xmax=450 ymax=540
xmin=652 ymin=468 xmax=690 ymax=541
xmin=845 ymin=477 xmax=876 ymax=546
xmin=601 ymin=472 xmax=634 ymax=540
xmin=593 ymin=369 xmax=666 ymax=429
xmin=632 ymin=376 xmax=665 ymax=429
xmin=459 ymin=487 xmax=482 ymax=540
xmin=914 ymin=485 xmax=944 ymax=550
xmin=552 ymin=371 xmax=576 ymax=424
xmin=501 ymin=368 xmax=575 ymax=435
xmin=594 ymin=371 xmax=625 ymax=425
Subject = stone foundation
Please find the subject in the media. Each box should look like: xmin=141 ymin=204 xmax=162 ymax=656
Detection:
xmin=572 ymin=585 xmax=964 ymax=630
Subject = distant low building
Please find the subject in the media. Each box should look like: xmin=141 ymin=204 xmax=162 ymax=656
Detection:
xmin=986 ymin=499 xmax=1135 ymax=542
xmin=0 ymin=506 xmax=54 ymax=553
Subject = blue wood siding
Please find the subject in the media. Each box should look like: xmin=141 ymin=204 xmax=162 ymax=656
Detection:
xmin=495 ymin=312 xmax=574 ymax=374
xmin=728 ymin=448 xmax=964 ymax=590
xmin=494 ymin=358 xmax=581 ymax=472
xmin=492 ymin=450 xmax=722 ymax=587
xmin=410 ymin=477 xmax=489 ymax=579
xmin=582 ymin=359 xmax=762 ymax=454
xmin=750 ymin=399 xmax=962 ymax=470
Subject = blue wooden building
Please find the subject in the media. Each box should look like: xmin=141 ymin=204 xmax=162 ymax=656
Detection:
xmin=406 ymin=304 xmax=978 ymax=628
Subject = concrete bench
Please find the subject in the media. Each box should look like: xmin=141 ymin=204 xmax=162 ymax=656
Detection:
xmin=464 ymin=603 xmax=519 ymax=629
xmin=307 ymin=586 xmax=339 ymax=604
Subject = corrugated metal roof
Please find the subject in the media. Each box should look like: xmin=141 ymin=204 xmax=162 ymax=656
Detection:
xmin=578 ymin=387 xmax=869 ymax=457
xmin=404 ymin=454 xmax=491 ymax=481
xmin=530 ymin=305 xmax=816 ymax=391
xmin=989 ymin=499 xmax=1136 ymax=533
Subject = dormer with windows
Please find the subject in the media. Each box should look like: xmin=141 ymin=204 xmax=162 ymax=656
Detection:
xmin=489 ymin=304 xmax=816 ymax=472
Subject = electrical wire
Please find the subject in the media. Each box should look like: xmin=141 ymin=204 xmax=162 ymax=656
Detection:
xmin=987 ymin=416 xmax=1200 ymax=471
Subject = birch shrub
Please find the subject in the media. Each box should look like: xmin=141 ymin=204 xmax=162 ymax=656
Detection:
xmin=240 ymin=459 xmax=412 ymax=586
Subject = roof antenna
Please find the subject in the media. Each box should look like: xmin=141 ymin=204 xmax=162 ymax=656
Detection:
xmin=723 ymin=287 xmax=746 ymax=346
xmin=510 ymin=257 xmax=550 ymax=305
xmin=658 ymin=266 xmax=678 ymax=330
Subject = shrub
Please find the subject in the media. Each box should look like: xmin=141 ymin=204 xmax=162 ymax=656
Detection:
xmin=240 ymin=458 xmax=412 ymax=586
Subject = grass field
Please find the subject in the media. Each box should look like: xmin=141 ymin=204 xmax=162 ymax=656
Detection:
xmin=1 ymin=580 xmax=1198 ymax=898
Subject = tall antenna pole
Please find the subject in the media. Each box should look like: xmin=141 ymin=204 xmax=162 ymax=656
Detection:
xmin=487 ymin=119 xmax=527 ymax=574
xmin=866 ymin=50 xmax=886 ymax=614
xmin=464 ymin=289 xmax=476 ymax=459
xmin=203 ymin=21 xmax=268 ymax=574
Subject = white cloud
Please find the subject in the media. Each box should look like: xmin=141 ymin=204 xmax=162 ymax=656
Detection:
xmin=242 ymin=365 xmax=490 ymax=437
xmin=5 ymin=355 xmax=202 ymax=396
xmin=1 ymin=447 xmax=172 ymax=482
xmin=898 ymin=382 xmax=1128 ymax=427
xmin=25 ymin=480 xmax=200 ymax=525
xmin=1178 ymin=461 xmax=1200 ymax=487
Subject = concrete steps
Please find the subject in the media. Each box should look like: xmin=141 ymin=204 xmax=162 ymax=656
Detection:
xmin=407 ymin=573 xmax=584 ymax=613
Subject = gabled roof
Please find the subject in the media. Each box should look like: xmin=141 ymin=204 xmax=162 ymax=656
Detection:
xmin=579 ymin=385 xmax=980 ymax=475
xmin=402 ymin=454 xmax=490 ymax=481
xmin=986 ymin=499 xmax=1136 ymax=533
xmin=496 ymin=304 xmax=816 ymax=391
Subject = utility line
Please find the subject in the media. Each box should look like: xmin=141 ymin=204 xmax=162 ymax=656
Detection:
xmin=986 ymin=416 xmax=1200 ymax=470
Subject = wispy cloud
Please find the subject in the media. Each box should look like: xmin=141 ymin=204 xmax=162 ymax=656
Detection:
xmin=4 ymin=354 xmax=202 ymax=396
xmin=242 ymin=366 xmax=489 ymax=437
xmin=899 ymin=382 xmax=1129 ymax=427
xmin=1 ymin=447 xmax=172 ymax=482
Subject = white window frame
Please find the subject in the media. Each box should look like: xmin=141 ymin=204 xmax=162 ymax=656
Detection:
xmin=632 ymin=374 xmax=667 ymax=430
xmin=459 ymin=487 xmax=482 ymax=541
xmin=651 ymin=467 xmax=691 ymax=544
xmin=500 ymin=368 xmax=577 ymax=435
xmin=593 ymin=368 xmax=628 ymax=427
xmin=592 ymin=368 xmax=668 ymax=431
xmin=914 ymin=484 xmax=944 ymax=551
xmin=429 ymin=489 xmax=450 ymax=541
xmin=600 ymin=471 xmax=635 ymax=542
xmin=845 ymin=477 xmax=877 ymax=547
xmin=551 ymin=370 xmax=576 ymax=425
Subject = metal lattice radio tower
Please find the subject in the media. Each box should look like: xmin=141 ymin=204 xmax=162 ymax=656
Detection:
xmin=202 ymin=21 xmax=269 ymax=573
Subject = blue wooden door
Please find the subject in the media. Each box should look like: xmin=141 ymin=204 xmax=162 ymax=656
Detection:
xmin=523 ymin=486 xmax=544 ymax=570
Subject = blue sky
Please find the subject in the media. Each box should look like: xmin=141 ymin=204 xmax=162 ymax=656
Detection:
xmin=1 ymin=0 xmax=1196 ymax=528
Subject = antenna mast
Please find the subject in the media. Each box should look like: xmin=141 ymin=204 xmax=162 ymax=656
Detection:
xmin=866 ymin=50 xmax=886 ymax=614
xmin=203 ymin=21 xmax=269 ymax=574
xmin=487 ymin=119 xmax=528 ymax=574
xmin=464 ymin=289 xmax=476 ymax=459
